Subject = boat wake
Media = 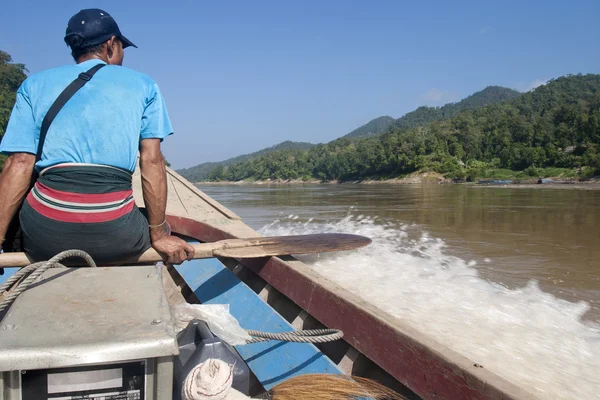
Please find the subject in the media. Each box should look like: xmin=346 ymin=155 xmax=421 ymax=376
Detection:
xmin=259 ymin=213 xmax=600 ymax=400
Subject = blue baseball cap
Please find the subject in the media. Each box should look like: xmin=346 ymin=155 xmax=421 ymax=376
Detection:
xmin=65 ymin=9 xmax=137 ymax=49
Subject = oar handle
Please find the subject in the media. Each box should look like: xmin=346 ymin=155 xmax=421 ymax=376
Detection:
xmin=0 ymin=251 xmax=35 ymax=268
xmin=0 ymin=241 xmax=239 ymax=268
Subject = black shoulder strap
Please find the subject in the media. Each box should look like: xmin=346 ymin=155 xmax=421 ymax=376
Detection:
xmin=36 ymin=63 xmax=106 ymax=162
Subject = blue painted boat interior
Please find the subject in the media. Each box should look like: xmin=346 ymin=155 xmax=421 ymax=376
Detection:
xmin=0 ymin=268 xmax=17 ymax=285
xmin=175 ymin=252 xmax=342 ymax=390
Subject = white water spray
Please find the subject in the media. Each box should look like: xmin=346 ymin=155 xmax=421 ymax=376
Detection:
xmin=260 ymin=214 xmax=600 ymax=400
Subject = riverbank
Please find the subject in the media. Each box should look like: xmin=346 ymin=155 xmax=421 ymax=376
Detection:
xmin=473 ymin=182 xmax=600 ymax=190
xmin=195 ymin=171 xmax=450 ymax=185
xmin=196 ymin=180 xmax=600 ymax=190
xmin=194 ymin=170 xmax=600 ymax=189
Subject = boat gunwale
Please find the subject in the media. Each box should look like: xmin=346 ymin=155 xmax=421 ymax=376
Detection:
xmin=166 ymin=214 xmax=536 ymax=400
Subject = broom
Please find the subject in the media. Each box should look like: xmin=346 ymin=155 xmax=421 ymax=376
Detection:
xmin=261 ymin=373 xmax=409 ymax=400
xmin=182 ymin=359 xmax=409 ymax=400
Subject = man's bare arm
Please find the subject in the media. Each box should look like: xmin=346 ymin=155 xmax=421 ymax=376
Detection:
xmin=0 ymin=153 xmax=35 ymax=243
xmin=139 ymin=139 xmax=194 ymax=264
xmin=139 ymin=139 xmax=167 ymax=228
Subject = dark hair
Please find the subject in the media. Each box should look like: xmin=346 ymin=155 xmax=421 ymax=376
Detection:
xmin=64 ymin=35 xmax=107 ymax=60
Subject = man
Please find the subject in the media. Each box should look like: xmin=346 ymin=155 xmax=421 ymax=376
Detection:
xmin=0 ymin=9 xmax=194 ymax=265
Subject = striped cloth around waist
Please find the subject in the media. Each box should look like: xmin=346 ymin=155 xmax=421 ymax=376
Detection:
xmin=26 ymin=163 xmax=136 ymax=223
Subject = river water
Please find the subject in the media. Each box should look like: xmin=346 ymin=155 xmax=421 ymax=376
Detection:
xmin=197 ymin=183 xmax=600 ymax=400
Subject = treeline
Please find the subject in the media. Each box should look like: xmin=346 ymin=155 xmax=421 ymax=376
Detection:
xmin=394 ymin=86 xmax=522 ymax=130
xmin=0 ymin=51 xmax=28 ymax=169
xmin=341 ymin=116 xmax=395 ymax=139
xmin=208 ymin=74 xmax=600 ymax=182
xmin=179 ymin=140 xmax=315 ymax=181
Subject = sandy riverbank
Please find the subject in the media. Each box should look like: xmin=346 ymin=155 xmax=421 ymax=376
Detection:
xmin=472 ymin=182 xmax=600 ymax=190
xmin=195 ymin=171 xmax=449 ymax=185
xmin=196 ymin=180 xmax=600 ymax=190
xmin=194 ymin=171 xmax=600 ymax=190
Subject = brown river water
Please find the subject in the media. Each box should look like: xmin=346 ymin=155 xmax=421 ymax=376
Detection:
xmin=198 ymin=183 xmax=600 ymax=319
xmin=197 ymin=183 xmax=600 ymax=400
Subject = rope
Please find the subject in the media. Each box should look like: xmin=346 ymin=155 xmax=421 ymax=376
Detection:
xmin=0 ymin=250 xmax=96 ymax=313
xmin=182 ymin=359 xmax=255 ymax=400
xmin=245 ymin=328 xmax=343 ymax=344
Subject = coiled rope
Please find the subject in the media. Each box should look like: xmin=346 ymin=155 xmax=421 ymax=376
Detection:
xmin=246 ymin=328 xmax=343 ymax=344
xmin=0 ymin=250 xmax=96 ymax=313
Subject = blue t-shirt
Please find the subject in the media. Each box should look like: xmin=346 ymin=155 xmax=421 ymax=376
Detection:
xmin=0 ymin=59 xmax=173 ymax=172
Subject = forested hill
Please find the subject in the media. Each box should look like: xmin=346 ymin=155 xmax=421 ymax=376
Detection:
xmin=179 ymin=116 xmax=396 ymax=181
xmin=179 ymin=86 xmax=521 ymax=180
xmin=177 ymin=140 xmax=314 ymax=181
xmin=0 ymin=51 xmax=28 ymax=170
xmin=394 ymin=86 xmax=522 ymax=130
xmin=334 ymin=87 xmax=521 ymax=141
xmin=205 ymin=74 xmax=600 ymax=182
xmin=339 ymin=116 xmax=395 ymax=139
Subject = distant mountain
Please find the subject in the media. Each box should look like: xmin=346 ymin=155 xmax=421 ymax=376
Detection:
xmin=394 ymin=86 xmax=522 ymax=129
xmin=204 ymin=74 xmax=600 ymax=182
xmin=339 ymin=116 xmax=395 ymax=140
xmin=179 ymin=116 xmax=396 ymax=181
xmin=178 ymin=86 xmax=523 ymax=181
xmin=177 ymin=140 xmax=315 ymax=181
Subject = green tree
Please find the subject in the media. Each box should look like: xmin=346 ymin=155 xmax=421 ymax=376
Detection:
xmin=0 ymin=50 xmax=28 ymax=170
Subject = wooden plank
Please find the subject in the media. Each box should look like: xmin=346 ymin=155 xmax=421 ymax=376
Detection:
xmin=166 ymin=168 xmax=242 ymax=220
xmin=132 ymin=163 xmax=241 ymax=221
xmin=174 ymin=256 xmax=342 ymax=390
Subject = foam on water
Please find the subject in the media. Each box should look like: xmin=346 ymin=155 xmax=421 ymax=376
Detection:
xmin=260 ymin=214 xmax=600 ymax=400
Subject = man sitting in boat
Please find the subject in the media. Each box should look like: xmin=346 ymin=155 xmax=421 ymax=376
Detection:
xmin=0 ymin=9 xmax=194 ymax=265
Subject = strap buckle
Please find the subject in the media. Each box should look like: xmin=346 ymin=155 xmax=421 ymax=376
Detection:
xmin=78 ymin=72 xmax=92 ymax=81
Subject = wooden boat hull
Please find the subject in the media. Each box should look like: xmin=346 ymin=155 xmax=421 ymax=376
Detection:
xmin=1 ymin=167 xmax=536 ymax=399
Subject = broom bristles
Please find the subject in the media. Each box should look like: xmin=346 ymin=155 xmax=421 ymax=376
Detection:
xmin=265 ymin=373 xmax=409 ymax=400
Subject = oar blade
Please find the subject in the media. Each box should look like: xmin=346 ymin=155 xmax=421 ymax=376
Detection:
xmin=213 ymin=233 xmax=371 ymax=258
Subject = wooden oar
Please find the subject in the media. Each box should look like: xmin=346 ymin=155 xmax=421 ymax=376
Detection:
xmin=0 ymin=233 xmax=371 ymax=268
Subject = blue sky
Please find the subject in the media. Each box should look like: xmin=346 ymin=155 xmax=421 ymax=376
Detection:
xmin=1 ymin=1 xmax=598 ymax=168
